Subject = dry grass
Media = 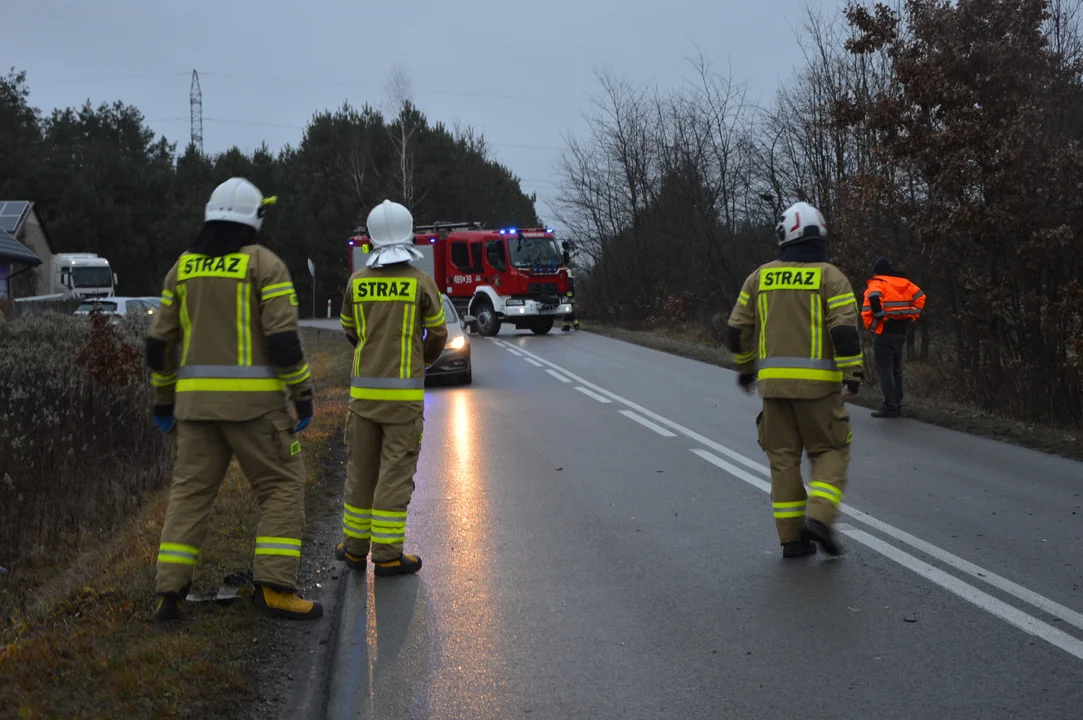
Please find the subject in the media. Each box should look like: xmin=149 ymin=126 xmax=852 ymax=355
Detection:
xmin=586 ymin=322 xmax=1083 ymax=461
xmin=0 ymin=326 xmax=354 ymax=720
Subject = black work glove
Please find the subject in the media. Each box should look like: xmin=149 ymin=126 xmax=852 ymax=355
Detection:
xmin=737 ymin=373 xmax=756 ymax=395
xmin=294 ymin=399 xmax=314 ymax=432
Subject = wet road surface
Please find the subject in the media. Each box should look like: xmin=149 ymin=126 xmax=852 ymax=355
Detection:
xmin=302 ymin=322 xmax=1083 ymax=719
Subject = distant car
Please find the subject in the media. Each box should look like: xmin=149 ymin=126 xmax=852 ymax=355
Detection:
xmin=74 ymin=296 xmax=157 ymax=321
xmin=425 ymin=294 xmax=472 ymax=385
xmin=140 ymin=296 xmax=161 ymax=308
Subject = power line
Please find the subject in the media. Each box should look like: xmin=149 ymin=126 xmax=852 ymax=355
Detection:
xmin=196 ymin=70 xmax=583 ymax=105
xmin=33 ymin=72 xmax=190 ymax=86
xmin=147 ymin=116 xmax=566 ymax=151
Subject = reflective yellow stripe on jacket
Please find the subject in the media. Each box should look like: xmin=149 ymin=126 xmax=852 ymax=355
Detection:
xmin=349 ymin=275 xmax=424 ymax=402
xmin=755 ymin=266 xmax=843 ymax=383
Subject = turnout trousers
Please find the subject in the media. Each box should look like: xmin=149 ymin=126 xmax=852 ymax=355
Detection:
xmin=756 ymin=391 xmax=852 ymax=543
xmin=155 ymin=408 xmax=308 ymax=594
xmin=341 ymin=411 xmax=424 ymax=563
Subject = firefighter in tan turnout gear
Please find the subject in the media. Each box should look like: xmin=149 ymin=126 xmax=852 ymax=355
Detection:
xmin=146 ymin=177 xmax=322 ymax=621
xmin=335 ymin=200 xmax=448 ymax=576
xmin=726 ymin=202 xmax=864 ymax=558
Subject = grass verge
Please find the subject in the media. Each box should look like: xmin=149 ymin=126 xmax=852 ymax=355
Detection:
xmin=585 ymin=323 xmax=1083 ymax=462
xmin=0 ymin=328 xmax=353 ymax=720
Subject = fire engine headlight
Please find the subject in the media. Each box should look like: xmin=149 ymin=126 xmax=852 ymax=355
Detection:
xmin=447 ymin=336 xmax=466 ymax=350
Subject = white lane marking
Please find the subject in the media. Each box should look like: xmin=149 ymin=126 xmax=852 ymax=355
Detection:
xmin=844 ymin=506 xmax=1083 ymax=633
xmin=513 ymin=343 xmax=1083 ymax=639
xmin=620 ymin=410 xmax=676 ymax=437
xmin=546 ymin=369 xmax=572 ymax=383
xmin=575 ymin=386 xmax=612 ymax=404
xmin=838 ymin=525 xmax=1083 ymax=661
xmin=692 ymin=449 xmax=770 ymax=493
xmin=505 ymin=347 xmax=524 ymax=357
xmin=525 ymin=358 xmax=544 ymax=368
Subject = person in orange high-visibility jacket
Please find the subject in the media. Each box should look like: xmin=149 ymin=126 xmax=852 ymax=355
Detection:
xmin=861 ymin=258 xmax=925 ymax=418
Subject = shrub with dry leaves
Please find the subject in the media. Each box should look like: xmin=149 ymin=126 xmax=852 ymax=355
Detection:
xmin=0 ymin=312 xmax=170 ymax=583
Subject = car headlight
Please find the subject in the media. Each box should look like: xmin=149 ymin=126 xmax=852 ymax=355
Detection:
xmin=447 ymin=336 xmax=466 ymax=350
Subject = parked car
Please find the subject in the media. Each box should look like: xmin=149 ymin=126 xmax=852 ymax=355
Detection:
xmin=140 ymin=296 xmax=161 ymax=308
xmin=425 ymin=294 xmax=472 ymax=385
xmin=74 ymin=296 xmax=157 ymax=321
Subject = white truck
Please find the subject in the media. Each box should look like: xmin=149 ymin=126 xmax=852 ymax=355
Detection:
xmin=16 ymin=253 xmax=118 ymax=303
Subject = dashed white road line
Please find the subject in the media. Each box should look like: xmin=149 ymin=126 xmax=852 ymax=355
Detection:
xmin=620 ymin=410 xmax=676 ymax=437
xmin=503 ymin=340 xmax=1083 ymax=659
xmin=574 ymin=386 xmax=612 ymax=404
xmin=839 ymin=525 xmax=1083 ymax=662
xmin=505 ymin=347 xmax=524 ymax=357
xmin=546 ymin=369 xmax=572 ymax=383
xmin=524 ymin=358 xmax=544 ymax=367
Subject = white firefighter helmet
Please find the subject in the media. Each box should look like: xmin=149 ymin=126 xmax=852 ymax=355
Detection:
xmin=204 ymin=177 xmax=276 ymax=231
xmin=776 ymin=201 xmax=827 ymax=247
xmin=364 ymin=200 xmax=424 ymax=268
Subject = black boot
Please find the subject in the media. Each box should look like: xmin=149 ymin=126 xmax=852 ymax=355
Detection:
xmin=871 ymin=406 xmax=900 ymax=418
xmin=152 ymin=582 xmax=191 ymax=622
xmin=782 ymin=539 xmax=817 ymax=558
xmin=805 ymin=519 xmax=842 ymax=556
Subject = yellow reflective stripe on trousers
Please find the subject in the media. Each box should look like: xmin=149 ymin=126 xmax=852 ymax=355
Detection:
xmin=343 ymin=504 xmax=372 ymax=539
xmin=261 ymin=282 xmax=294 ymax=301
xmin=757 ymin=293 xmax=768 ymax=359
xmin=178 ymin=284 xmax=192 ymax=365
xmin=810 ymin=295 xmax=822 ymax=360
xmin=254 ymin=536 xmax=301 ymax=558
xmin=370 ymin=509 xmax=407 ymax=544
xmin=809 ymin=481 xmax=843 ymax=506
xmin=158 ymin=542 xmax=199 ymax=566
xmin=279 ymin=364 xmax=311 ymax=386
xmin=772 ymin=500 xmax=806 ymax=518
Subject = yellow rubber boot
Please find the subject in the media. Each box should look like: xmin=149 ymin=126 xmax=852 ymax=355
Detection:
xmin=373 ymin=553 xmax=422 ymax=577
xmin=334 ymin=542 xmax=367 ymax=571
xmin=252 ymin=584 xmax=324 ymax=621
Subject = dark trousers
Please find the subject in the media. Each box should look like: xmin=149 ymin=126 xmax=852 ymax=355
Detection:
xmin=873 ymin=333 xmax=906 ymax=410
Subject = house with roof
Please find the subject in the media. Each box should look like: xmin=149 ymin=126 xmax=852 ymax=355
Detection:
xmin=0 ymin=201 xmax=54 ymax=299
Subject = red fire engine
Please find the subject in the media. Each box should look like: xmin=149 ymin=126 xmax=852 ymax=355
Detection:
xmin=348 ymin=222 xmax=574 ymax=336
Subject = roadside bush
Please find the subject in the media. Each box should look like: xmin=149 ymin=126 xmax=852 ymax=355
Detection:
xmin=0 ymin=312 xmax=170 ymax=589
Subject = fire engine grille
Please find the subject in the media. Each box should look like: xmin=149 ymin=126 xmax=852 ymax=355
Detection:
xmin=527 ymin=282 xmax=559 ymax=296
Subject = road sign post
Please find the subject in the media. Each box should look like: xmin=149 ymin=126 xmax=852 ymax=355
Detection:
xmin=307 ymin=258 xmax=315 ymax=319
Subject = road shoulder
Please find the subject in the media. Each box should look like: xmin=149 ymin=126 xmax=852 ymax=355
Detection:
xmin=585 ymin=323 xmax=1083 ymax=462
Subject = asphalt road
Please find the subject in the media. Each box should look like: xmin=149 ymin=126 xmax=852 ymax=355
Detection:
xmin=303 ymin=320 xmax=1083 ymax=720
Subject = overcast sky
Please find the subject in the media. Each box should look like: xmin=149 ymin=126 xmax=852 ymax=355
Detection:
xmin=5 ymin=0 xmax=845 ymax=228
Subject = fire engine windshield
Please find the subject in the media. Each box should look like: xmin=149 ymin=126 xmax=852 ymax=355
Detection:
xmin=71 ymin=267 xmax=113 ymax=288
xmin=507 ymin=237 xmax=562 ymax=268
